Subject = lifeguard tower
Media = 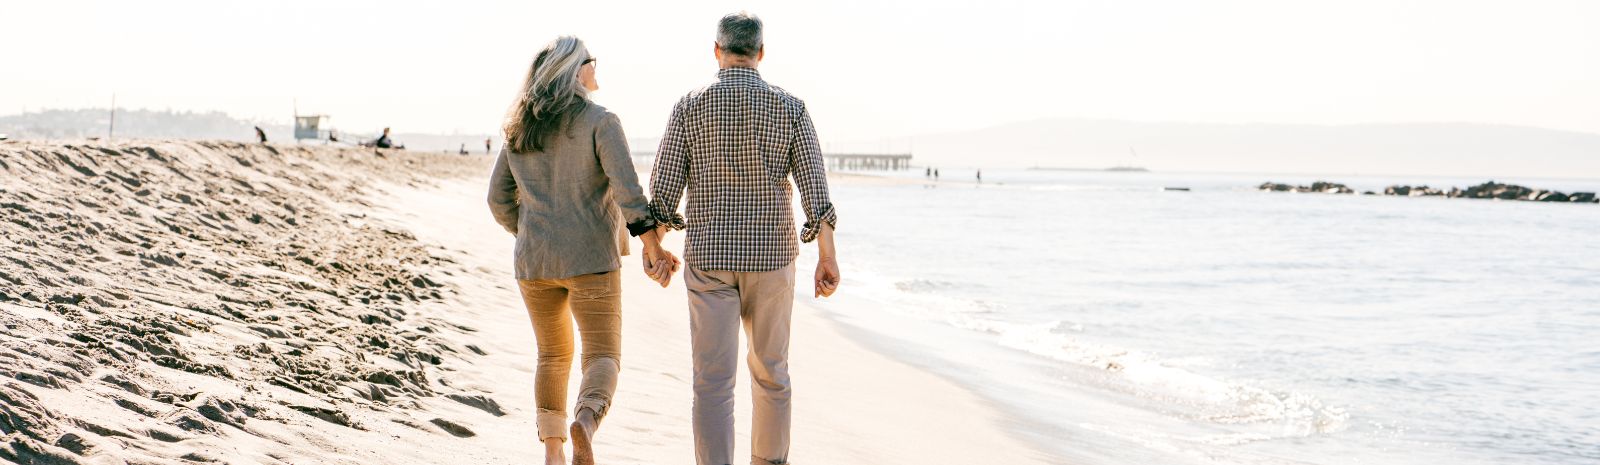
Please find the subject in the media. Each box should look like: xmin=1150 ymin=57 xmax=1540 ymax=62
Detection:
xmin=293 ymin=100 xmax=336 ymax=142
xmin=294 ymin=114 xmax=332 ymax=142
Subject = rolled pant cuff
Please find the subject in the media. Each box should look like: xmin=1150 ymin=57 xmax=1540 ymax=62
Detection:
xmin=536 ymin=410 xmax=568 ymax=441
xmin=575 ymin=399 xmax=610 ymax=424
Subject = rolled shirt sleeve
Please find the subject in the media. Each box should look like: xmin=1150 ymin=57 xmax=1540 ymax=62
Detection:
xmin=788 ymin=102 xmax=837 ymax=243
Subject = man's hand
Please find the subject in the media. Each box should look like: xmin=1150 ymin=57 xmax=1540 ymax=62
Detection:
xmin=642 ymin=251 xmax=676 ymax=287
xmin=814 ymin=256 xmax=839 ymax=298
xmin=813 ymin=223 xmax=839 ymax=298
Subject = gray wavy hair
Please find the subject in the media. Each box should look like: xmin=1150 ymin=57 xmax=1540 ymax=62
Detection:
xmin=504 ymin=36 xmax=591 ymax=153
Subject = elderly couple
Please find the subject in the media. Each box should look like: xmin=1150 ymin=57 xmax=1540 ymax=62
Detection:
xmin=485 ymin=12 xmax=839 ymax=465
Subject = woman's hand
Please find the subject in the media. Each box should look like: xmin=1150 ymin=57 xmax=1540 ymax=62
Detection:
xmin=642 ymin=248 xmax=678 ymax=287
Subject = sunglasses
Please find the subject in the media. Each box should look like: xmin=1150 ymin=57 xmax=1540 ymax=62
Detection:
xmin=582 ymin=57 xmax=598 ymax=67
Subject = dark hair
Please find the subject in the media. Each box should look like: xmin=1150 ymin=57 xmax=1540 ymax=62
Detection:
xmin=717 ymin=11 xmax=763 ymax=57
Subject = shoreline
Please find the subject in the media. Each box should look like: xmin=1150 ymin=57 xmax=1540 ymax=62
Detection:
xmin=370 ymin=175 xmax=1055 ymax=464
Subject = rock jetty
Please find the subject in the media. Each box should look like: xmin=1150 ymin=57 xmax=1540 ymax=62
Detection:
xmin=1260 ymin=180 xmax=1597 ymax=204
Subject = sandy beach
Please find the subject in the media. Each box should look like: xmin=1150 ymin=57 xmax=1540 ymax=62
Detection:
xmin=0 ymin=140 xmax=1047 ymax=464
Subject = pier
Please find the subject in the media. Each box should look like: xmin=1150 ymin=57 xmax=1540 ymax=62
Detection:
xmin=631 ymin=151 xmax=915 ymax=171
xmin=822 ymin=153 xmax=913 ymax=171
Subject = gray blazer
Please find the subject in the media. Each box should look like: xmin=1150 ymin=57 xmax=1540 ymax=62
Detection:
xmin=487 ymin=102 xmax=653 ymax=280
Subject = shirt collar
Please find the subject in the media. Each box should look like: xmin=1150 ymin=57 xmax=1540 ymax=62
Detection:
xmin=716 ymin=67 xmax=763 ymax=82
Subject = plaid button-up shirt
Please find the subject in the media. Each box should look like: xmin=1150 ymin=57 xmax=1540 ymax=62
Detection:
xmin=649 ymin=67 xmax=838 ymax=272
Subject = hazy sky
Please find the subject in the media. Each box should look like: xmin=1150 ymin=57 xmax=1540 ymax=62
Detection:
xmin=4 ymin=0 xmax=1597 ymax=146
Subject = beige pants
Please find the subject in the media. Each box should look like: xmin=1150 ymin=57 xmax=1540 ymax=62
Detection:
xmin=518 ymin=271 xmax=622 ymax=441
xmin=687 ymin=264 xmax=795 ymax=465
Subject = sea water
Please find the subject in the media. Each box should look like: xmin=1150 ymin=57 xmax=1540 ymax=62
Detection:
xmin=803 ymin=169 xmax=1600 ymax=465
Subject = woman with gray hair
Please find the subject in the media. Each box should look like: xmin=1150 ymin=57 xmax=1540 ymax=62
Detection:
xmin=487 ymin=35 xmax=678 ymax=465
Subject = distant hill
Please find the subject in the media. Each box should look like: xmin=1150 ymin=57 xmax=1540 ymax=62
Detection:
xmin=910 ymin=118 xmax=1600 ymax=179
xmin=0 ymin=108 xmax=281 ymax=141
xmin=0 ymin=109 xmax=497 ymax=154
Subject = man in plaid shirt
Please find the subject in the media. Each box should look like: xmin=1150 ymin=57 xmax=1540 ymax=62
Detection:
xmin=648 ymin=11 xmax=840 ymax=465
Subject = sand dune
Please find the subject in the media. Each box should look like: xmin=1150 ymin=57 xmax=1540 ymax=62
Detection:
xmin=0 ymin=140 xmax=1047 ymax=464
xmin=0 ymin=140 xmax=511 ymax=463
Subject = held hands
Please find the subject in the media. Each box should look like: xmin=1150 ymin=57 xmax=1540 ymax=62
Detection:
xmin=641 ymin=229 xmax=680 ymax=287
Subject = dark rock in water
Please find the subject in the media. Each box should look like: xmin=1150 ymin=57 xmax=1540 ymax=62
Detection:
xmin=1259 ymin=181 xmax=1352 ymax=194
xmin=1384 ymin=185 xmax=1447 ymax=196
xmin=1536 ymin=191 xmax=1570 ymax=202
xmin=1459 ymin=181 xmax=1534 ymax=200
xmin=429 ymin=418 xmax=475 ymax=437
xmin=1264 ymin=179 xmax=1592 ymax=205
xmin=1307 ymin=181 xmax=1354 ymax=194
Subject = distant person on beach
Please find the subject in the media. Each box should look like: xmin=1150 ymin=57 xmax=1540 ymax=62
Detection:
xmin=977 ymin=169 xmax=982 ymax=183
xmin=485 ymin=137 xmax=492 ymax=154
xmin=253 ymin=126 xmax=267 ymax=144
xmin=925 ymin=167 xmax=931 ymax=178
xmin=934 ymin=168 xmax=940 ymax=180
xmin=486 ymin=35 xmax=675 ymax=465
xmin=648 ymin=12 xmax=839 ymax=465
xmin=373 ymin=127 xmax=397 ymax=149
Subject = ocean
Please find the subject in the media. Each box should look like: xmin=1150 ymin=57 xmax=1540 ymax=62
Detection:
xmin=804 ymin=168 xmax=1600 ymax=465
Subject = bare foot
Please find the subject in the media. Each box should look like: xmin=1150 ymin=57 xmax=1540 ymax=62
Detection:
xmin=570 ymin=409 xmax=597 ymax=465
xmin=543 ymin=438 xmax=565 ymax=465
